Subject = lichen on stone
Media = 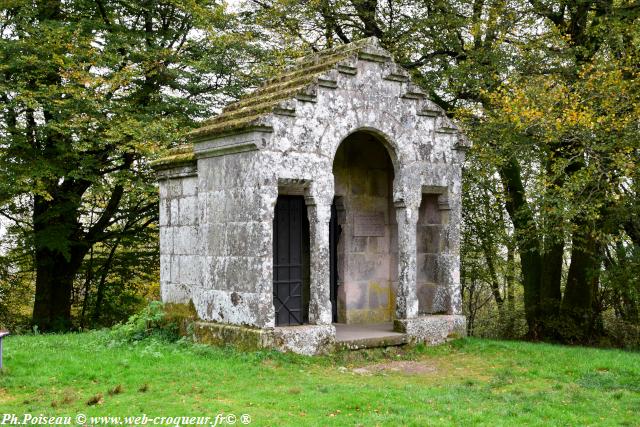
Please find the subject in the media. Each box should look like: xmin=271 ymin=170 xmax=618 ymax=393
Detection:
xmin=150 ymin=144 xmax=196 ymax=171
xmin=188 ymin=37 xmax=384 ymax=141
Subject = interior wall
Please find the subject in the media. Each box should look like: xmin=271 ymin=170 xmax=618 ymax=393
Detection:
xmin=333 ymin=132 xmax=397 ymax=324
xmin=416 ymin=194 xmax=446 ymax=314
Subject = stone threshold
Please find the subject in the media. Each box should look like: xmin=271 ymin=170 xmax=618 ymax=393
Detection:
xmin=189 ymin=315 xmax=466 ymax=355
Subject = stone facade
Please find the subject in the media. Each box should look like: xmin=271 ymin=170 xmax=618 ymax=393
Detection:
xmin=153 ymin=37 xmax=469 ymax=355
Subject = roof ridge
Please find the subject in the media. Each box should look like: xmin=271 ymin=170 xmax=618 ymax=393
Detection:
xmin=217 ymin=84 xmax=311 ymax=118
xmin=263 ymin=37 xmax=379 ymax=84
xmin=190 ymin=37 xmax=388 ymax=141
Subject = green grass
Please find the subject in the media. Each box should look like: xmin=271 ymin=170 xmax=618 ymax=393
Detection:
xmin=1 ymin=332 xmax=639 ymax=426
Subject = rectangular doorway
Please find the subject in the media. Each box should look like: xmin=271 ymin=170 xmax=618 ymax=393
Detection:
xmin=273 ymin=195 xmax=310 ymax=326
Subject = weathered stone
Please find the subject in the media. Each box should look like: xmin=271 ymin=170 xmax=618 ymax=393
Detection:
xmin=155 ymin=37 xmax=468 ymax=354
xmin=161 ymin=283 xmax=192 ymax=305
xmin=394 ymin=315 xmax=466 ymax=345
xmin=178 ymin=197 xmax=197 ymax=226
xmin=272 ymin=324 xmax=336 ymax=355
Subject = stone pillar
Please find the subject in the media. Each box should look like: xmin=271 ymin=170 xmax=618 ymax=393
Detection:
xmin=395 ymin=202 xmax=419 ymax=319
xmin=306 ymin=197 xmax=333 ymax=325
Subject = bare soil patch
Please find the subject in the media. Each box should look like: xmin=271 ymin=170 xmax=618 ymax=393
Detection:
xmin=354 ymin=360 xmax=437 ymax=375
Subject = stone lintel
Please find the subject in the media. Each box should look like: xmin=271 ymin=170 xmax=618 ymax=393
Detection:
xmin=383 ymin=63 xmax=410 ymax=82
xmin=277 ymin=178 xmax=312 ymax=197
xmin=454 ymin=135 xmax=472 ymax=152
xmin=435 ymin=127 xmax=458 ymax=135
xmin=317 ymin=69 xmax=339 ymax=88
xmin=295 ymin=93 xmax=317 ymax=103
xmin=418 ymin=109 xmax=440 ymax=117
xmin=358 ymin=49 xmax=391 ymax=63
xmin=317 ymin=78 xmax=338 ymax=88
xmin=273 ymin=100 xmax=297 ymax=116
xmin=394 ymin=315 xmax=466 ymax=345
xmin=295 ymin=83 xmax=318 ymax=102
xmin=402 ymin=83 xmax=427 ymax=100
xmin=192 ymin=128 xmax=272 ymax=159
xmin=156 ymin=164 xmax=198 ymax=181
xmin=421 ymin=185 xmax=447 ymax=194
xmin=384 ymin=72 xmax=410 ymax=83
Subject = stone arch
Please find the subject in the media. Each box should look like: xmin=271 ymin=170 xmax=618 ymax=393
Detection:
xmin=331 ymin=126 xmax=400 ymax=174
xmin=330 ymin=130 xmax=398 ymax=324
xmin=323 ymin=123 xmax=418 ymax=206
xmin=320 ymin=111 xmax=420 ymax=171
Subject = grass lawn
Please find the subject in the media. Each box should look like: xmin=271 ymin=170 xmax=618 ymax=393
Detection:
xmin=0 ymin=332 xmax=639 ymax=426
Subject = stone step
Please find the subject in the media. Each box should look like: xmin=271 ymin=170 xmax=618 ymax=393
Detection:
xmin=334 ymin=322 xmax=409 ymax=350
xmin=336 ymin=333 xmax=409 ymax=350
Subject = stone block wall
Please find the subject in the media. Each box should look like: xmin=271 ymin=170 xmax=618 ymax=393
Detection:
xmin=159 ymin=174 xmax=200 ymax=304
xmin=191 ymin=150 xmax=275 ymax=328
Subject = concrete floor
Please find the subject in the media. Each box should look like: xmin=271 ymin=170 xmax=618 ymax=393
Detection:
xmin=334 ymin=322 xmax=405 ymax=342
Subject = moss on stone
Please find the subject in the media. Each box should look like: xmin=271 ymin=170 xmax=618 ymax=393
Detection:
xmin=152 ymin=38 xmax=387 ymax=172
xmin=193 ymin=322 xmax=273 ymax=351
xmin=189 ymin=116 xmax=269 ymax=141
xmin=219 ymin=82 xmax=315 ymax=116
xmin=150 ymin=145 xmax=196 ymax=171
xmin=189 ymin=37 xmax=381 ymax=141
xmin=163 ymin=301 xmax=199 ymax=337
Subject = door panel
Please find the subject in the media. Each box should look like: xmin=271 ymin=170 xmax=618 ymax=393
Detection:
xmin=273 ymin=196 xmax=309 ymax=326
xmin=329 ymin=199 xmax=341 ymax=323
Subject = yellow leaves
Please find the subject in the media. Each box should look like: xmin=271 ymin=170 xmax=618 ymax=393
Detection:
xmin=479 ymin=55 xmax=640 ymax=145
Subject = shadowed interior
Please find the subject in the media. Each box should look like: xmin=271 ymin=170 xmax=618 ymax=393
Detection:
xmin=332 ymin=131 xmax=398 ymax=324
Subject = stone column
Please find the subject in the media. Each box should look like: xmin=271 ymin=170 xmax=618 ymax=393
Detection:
xmin=306 ymin=197 xmax=333 ymax=325
xmin=395 ymin=202 xmax=419 ymax=319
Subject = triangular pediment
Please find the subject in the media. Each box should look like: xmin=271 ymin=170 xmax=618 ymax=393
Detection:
xmin=189 ymin=37 xmax=455 ymax=141
xmin=153 ymin=37 xmax=468 ymax=171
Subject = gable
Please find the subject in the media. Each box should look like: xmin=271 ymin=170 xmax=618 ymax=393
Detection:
xmin=153 ymin=37 xmax=468 ymax=171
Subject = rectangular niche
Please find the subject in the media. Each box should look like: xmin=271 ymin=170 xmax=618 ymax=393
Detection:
xmin=416 ymin=191 xmax=447 ymax=314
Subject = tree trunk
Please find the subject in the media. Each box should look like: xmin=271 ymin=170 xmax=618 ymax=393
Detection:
xmin=539 ymin=238 xmax=564 ymax=337
xmin=499 ymin=158 xmax=543 ymax=337
xmin=504 ymin=240 xmax=516 ymax=335
xmin=79 ymin=247 xmax=94 ymax=329
xmin=351 ymin=0 xmax=383 ymax=38
xmin=32 ymin=249 xmax=75 ymax=331
xmin=91 ymin=239 xmax=120 ymax=326
xmin=561 ymin=223 xmax=598 ymax=342
xmin=31 ymin=194 xmax=87 ymax=331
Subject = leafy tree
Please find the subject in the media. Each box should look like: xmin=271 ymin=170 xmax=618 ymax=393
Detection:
xmin=466 ymin=3 xmax=640 ymax=341
xmin=0 ymin=0 xmax=258 ymax=331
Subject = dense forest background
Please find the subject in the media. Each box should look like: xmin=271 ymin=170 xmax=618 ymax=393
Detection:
xmin=0 ymin=0 xmax=638 ymax=347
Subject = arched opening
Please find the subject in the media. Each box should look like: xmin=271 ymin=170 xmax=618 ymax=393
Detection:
xmin=331 ymin=131 xmax=398 ymax=324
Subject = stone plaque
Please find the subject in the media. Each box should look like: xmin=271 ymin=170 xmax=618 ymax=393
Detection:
xmin=354 ymin=212 xmax=385 ymax=237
